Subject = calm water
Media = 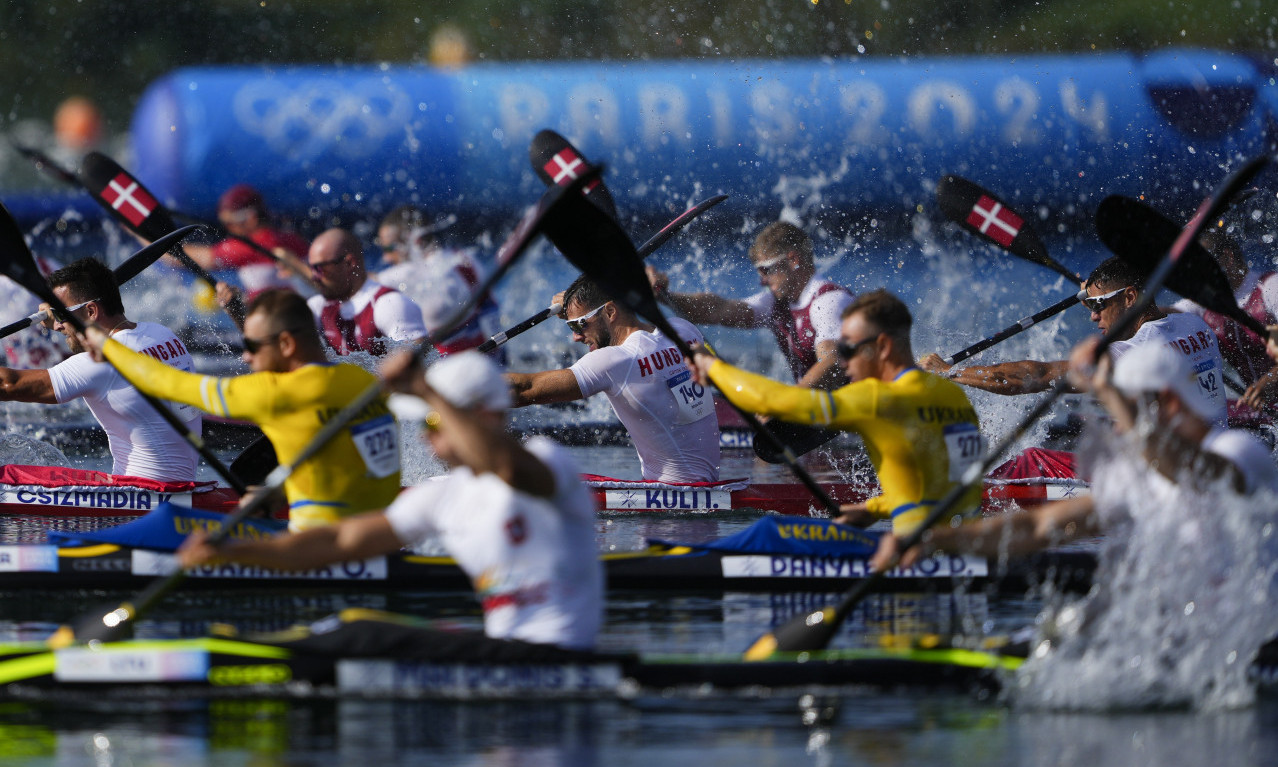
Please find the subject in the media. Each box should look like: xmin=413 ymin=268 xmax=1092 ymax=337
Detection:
xmin=3 ymin=444 xmax=1278 ymax=765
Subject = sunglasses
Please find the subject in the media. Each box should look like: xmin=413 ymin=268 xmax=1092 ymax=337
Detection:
xmin=565 ymin=303 xmax=609 ymax=334
xmin=1080 ymin=287 xmax=1129 ymax=313
xmin=836 ymin=335 xmax=879 ymax=360
xmin=754 ymin=255 xmax=788 ymax=276
xmin=309 ymin=254 xmax=349 ymax=273
xmin=49 ymin=299 xmax=97 ymax=323
xmin=240 ymin=327 xmax=307 ymax=354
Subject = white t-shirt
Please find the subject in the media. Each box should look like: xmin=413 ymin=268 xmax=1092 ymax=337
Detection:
xmin=570 ymin=317 xmax=720 ymax=483
xmin=1202 ymin=427 xmax=1278 ymax=494
xmin=1109 ymin=312 xmax=1228 ymax=428
xmin=744 ymin=275 xmax=854 ymax=343
xmin=377 ymin=253 xmax=501 ymax=341
xmin=47 ymin=321 xmax=201 ymax=481
xmin=384 ymin=437 xmax=602 ymax=650
xmin=306 ymin=279 xmax=428 ymax=344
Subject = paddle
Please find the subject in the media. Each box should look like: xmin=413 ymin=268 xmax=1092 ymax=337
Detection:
xmin=537 ymin=166 xmax=844 ymax=519
xmin=16 ymin=144 xmax=314 ymax=290
xmin=0 ymin=202 xmax=250 ymax=499
xmin=49 ymin=171 xmax=589 ymax=647
xmin=743 ymin=154 xmax=1272 ymax=659
xmin=1096 ymin=195 xmax=1265 ymax=337
xmin=476 ymin=194 xmax=728 ymax=353
xmin=0 ymin=225 xmax=203 ymax=340
xmin=78 ymin=151 xmax=247 ymax=326
xmin=530 ymin=129 xmax=620 ymax=219
xmin=757 ymin=175 xmax=1075 ymax=465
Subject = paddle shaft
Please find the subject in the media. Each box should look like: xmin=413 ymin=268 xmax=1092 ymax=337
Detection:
xmin=476 ymin=195 xmax=728 ymax=353
xmin=753 ymin=153 xmax=1273 ymax=656
xmin=943 ymin=291 xmax=1085 ymax=365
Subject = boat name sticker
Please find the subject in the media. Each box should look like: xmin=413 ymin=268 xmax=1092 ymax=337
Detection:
xmin=0 ymin=545 xmax=59 ymax=572
xmin=55 ymin=648 xmax=209 ymax=683
xmin=131 ymin=550 xmax=389 ymax=580
xmin=0 ymin=487 xmax=193 ymax=511
xmin=604 ymin=489 xmax=731 ymax=511
xmin=721 ymin=553 xmax=988 ymax=579
xmin=350 ymin=414 xmax=400 ymax=479
xmin=336 ymin=659 xmax=623 ymax=697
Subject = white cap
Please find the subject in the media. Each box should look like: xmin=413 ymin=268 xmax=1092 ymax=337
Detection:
xmin=426 ymin=351 xmax=511 ymax=411
xmin=1111 ymin=343 xmax=1211 ymax=419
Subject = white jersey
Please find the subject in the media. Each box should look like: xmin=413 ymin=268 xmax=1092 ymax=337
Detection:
xmin=744 ymin=275 xmax=853 ymax=342
xmin=1109 ymin=312 xmax=1227 ymax=428
xmin=47 ymin=321 xmax=201 ymax=481
xmin=306 ymin=279 xmax=428 ymax=345
xmin=1202 ymin=427 xmax=1278 ymax=494
xmin=570 ymin=317 xmax=720 ymax=482
xmin=377 ymin=253 xmax=502 ymax=343
xmin=384 ymin=437 xmax=602 ymax=650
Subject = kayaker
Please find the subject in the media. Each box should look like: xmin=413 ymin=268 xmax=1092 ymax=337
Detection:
xmin=921 ymin=256 xmax=1229 ymax=427
xmin=178 ymin=350 xmax=604 ymax=653
xmin=689 ymin=289 xmax=984 ymax=533
xmin=373 ymin=205 xmax=505 ymax=360
xmin=0 ymin=257 xmax=201 ymax=481
xmin=646 ymin=220 xmax=853 ymax=389
xmin=305 ymin=228 xmax=428 ymax=356
xmin=180 ymin=184 xmax=314 ymax=300
xmin=81 ymin=288 xmax=401 ymax=530
xmin=506 ymin=274 xmax=721 ymax=483
xmin=873 ymin=339 xmax=1278 ymax=569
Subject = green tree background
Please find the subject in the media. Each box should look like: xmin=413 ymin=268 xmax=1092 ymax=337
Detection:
xmin=2 ymin=0 xmax=1274 ymax=134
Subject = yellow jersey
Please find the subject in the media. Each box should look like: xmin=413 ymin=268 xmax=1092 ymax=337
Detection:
xmin=102 ymin=339 xmax=402 ymax=530
xmin=708 ymin=361 xmax=984 ymax=534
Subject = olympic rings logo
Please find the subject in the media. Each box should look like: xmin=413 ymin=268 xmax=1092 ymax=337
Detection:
xmin=232 ymin=79 xmax=413 ymax=161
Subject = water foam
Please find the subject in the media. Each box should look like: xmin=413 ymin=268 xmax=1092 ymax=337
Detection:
xmin=1013 ymin=424 xmax=1278 ymax=711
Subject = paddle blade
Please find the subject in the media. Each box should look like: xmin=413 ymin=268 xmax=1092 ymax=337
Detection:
xmin=530 ymin=129 xmax=620 ymax=221
xmin=113 ymin=224 xmax=204 ymax=285
xmin=80 ymin=151 xmax=179 ymax=241
xmin=0 ymin=201 xmax=57 ymax=305
xmin=1094 ymin=195 xmax=1262 ymax=335
xmin=744 ymin=606 xmax=840 ymax=660
xmin=15 ymin=144 xmax=82 ymax=188
xmin=539 ymin=176 xmax=672 ymax=336
xmin=936 ymin=175 xmax=1075 ymax=283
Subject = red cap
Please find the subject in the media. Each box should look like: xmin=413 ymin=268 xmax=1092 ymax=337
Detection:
xmin=218 ymin=184 xmax=267 ymax=215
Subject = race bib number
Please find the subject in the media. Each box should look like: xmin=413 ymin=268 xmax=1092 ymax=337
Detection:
xmin=667 ymin=368 xmax=711 ymax=424
xmin=350 ymin=415 xmax=400 ymax=478
xmin=943 ymin=423 xmax=985 ymax=483
xmin=1193 ymin=359 xmax=1225 ymax=411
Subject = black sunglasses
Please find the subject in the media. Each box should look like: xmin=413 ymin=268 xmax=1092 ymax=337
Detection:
xmin=241 ymin=326 xmax=307 ymax=354
xmin=836 ymin=335 xmax=879 ymax=360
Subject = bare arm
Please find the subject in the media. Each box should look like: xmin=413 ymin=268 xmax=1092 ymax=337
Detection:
xmin=0 ymin=368 xmax=57 ymax=404
xmin=870 ymin=495 xmax=1099 ymax=570
xmin=795 ymin=339 xmax=844 ymax=389
xmin=178 ymin=510 xmax=402 ymax=570
xmin=922 ymin=355 xmax=1073 ymax=395
xmin=505 ymin=369 xmax=583 ymax=407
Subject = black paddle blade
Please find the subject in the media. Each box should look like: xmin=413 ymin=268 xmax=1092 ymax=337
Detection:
xmin=936 ymin=175 xmax=1075 ymax=283
xmin=753 ymin=422 xmax=838 ymax=464
xmin=80 ymin=151 xmax=179 ymax=241
xmin=530 ymin=129 xmax=621 ymax=221
xmin=635 ymin=194 xmax=729 ymax=259
xmin=0 ymin=201 xmax=58 ymax=305
xmin=1094 ymin=195 xmax=1263 ymax=336
xmin=539 ymin=178 xmax=672 ymax=336
xmin=113 ymin=224 xmax=204 ymax=284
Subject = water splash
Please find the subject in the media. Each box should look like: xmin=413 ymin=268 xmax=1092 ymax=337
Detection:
xmin=1013 ymin=425 xmax=1278 ymax=711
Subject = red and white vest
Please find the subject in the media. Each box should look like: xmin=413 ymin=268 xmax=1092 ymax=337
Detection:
xmin=1199 ymin=272 xmax=1278 ymax=385
xmin=767 ymin=281 xmax=852 ymax=381
xmin=319 ymin=285 xmax=397 ymax=357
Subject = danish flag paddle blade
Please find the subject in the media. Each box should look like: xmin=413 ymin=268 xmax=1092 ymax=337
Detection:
xmin=530 ymin=129 xmax=620 ymax=221
xmin=79 ymin=152 xmax=178 ymax=242
xmin=1096 ymin=195 xmax=1262 ymax=335
xmin=936 ymin=175 xmax=1075 ymax=282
